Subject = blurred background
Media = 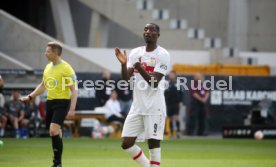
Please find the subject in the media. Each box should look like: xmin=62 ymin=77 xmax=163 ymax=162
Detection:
xmin=0 ymin=0 xmax=276 ymax=139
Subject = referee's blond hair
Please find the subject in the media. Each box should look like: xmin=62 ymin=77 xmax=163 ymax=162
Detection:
xmin=47 ymin=41 xmax=62 ymax=56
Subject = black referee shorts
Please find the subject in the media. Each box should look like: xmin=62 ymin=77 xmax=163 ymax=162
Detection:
xmin=167 ymin=106 xmax=180 ymax=117
xmin=46 ymin=99 xmax=70 ymax=129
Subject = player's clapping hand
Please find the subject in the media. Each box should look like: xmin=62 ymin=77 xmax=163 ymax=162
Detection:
xmin=134 ymin=57 xmax=143 ymax=69
xmin=115 ymin=48 xmax=127 ymax=65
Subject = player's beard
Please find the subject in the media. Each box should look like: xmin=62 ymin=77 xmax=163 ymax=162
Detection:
xmin=144 ymin=37 xmax=151 ymax=43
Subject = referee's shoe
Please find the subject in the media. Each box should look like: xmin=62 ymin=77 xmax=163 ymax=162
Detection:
xmin=52 ymin=160 xmax=62 ymax=167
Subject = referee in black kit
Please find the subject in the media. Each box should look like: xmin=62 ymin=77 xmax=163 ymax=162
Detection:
xmin=165 ymin=71 xmax=183 ymax=138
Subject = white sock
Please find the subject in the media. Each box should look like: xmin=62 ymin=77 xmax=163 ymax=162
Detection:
xmin=149 ymin=148 xmax=161 ymax=166
xmin=124 ymin=145 xmax=149 ymax=167
xmin=0 ymin=128 xmax=5 ymax=137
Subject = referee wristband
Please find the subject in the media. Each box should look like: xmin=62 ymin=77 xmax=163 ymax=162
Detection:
xmin=28 ymin=95 xmax=33 ymax=101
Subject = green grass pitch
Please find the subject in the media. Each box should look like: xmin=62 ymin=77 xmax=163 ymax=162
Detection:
xmin=0 ymin=138 xmax=275 ymax=167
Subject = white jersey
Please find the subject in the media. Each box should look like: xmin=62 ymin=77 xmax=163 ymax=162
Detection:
xmin=127 ymin=46 xmax=170 ymax=115
xmin=104 ymin=99 xmax=122 ymax=118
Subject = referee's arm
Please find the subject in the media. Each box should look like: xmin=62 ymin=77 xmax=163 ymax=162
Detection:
xmin=66 ymin=85 xmax=78 ymax=119
xmin=20 ymin=82 xmax=46 ymax=103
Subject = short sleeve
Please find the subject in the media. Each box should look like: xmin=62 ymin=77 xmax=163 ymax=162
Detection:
xmin=42 ymin=72 xmax=45 ymax=82
xmin=127 ymin=50 xmax=135 ymax=69
xmin=154 ymin=51 xmax=170 ymax=75
xmin=64 ymin=65 xmax=77 ymax=86
xmin=42 ymin=64 xmax=48 ymax=82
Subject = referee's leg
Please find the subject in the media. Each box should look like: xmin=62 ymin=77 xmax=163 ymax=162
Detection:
xmin=50 ymin=123 xmax=63 ymax=166
xmin=50 ymin=123 xmax=62 ymax=137
xmin=47 ymin=100 xmax=70 ymax=167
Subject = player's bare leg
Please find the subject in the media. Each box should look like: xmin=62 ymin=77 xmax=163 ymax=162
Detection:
xmin=50 ymin=123 xmax=63 ymax=167
xmin=10 ymin=115 xmax=20 ymax=138
xmin=122 ymin=137 xmax=150 ymax=167
xmin=121 ymin=137 xmax=136 ymax=149
xmin=0 ymin=116 xmax=7 ymax=137
xmin=148 ymin=139 xmax=161 ymax=167
xmin=20 ymin=119 xmax=29 ymax=128
xmin=172 ymin=115 xmax=181 ymax=138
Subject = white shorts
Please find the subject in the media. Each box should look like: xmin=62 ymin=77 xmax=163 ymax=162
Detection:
xmin=122 ymin=114 xmax=166 ymax=141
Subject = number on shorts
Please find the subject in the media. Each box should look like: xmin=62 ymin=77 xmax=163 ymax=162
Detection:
xmin=154 ymin=123 xmax=158 ymax=133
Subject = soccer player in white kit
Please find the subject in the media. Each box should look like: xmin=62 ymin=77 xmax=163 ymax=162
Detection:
xmin=115 ymin=23 xmax=170 ymax=167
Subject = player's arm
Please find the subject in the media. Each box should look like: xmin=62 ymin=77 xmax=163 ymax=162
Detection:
xmin=122 ymin=65 xmax=134 ymax=81
xmin=177 ymin=89 xmax=183 ymax=106
xmin=66 ymin=85 xmax=78 ymax=119
xmin=64 ymin=66 xmax=78 ymax=119
xmin=20 ymin=82 xmax=46 ymax=103
xmin=3 ymin=103 xmax=8 ymax=117
xmin=203 ymin=91 xmax=210 ymax=103
xmin=18 ymin=109 xmax=25 ymax=121
xmin=192 ymin=89 xmax=209 ymax=103
xmin=134 ymin=62 xmax=163 ymax=88
xmin=192 ymin=92 xmax=205 ymax=103
xmin=115 ymin=48 xmax=133 ymax=81
xmin=134 ymin=51 xmax=170 ymax=88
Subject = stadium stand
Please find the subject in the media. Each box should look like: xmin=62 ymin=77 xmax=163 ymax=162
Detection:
xmin=0 ymin=10 xmax=105 ymax=72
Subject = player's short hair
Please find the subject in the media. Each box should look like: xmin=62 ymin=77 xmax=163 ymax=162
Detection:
xmin=149 ymin=23 xmax=160 ymax=32
xmin=47 ymin=41 xmax=62 ymax=56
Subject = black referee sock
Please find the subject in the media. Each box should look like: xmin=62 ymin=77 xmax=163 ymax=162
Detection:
xmin=51 ymin=135 xmax=63 ymax=164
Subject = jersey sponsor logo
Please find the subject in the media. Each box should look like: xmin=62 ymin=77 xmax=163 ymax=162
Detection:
xmin=145 ymin=65 xmax=154 ymax=74
xmin=133 ymin=62 xmax=155 ymax=74
xmin=141 ymin=57 xmax=156 ymax=73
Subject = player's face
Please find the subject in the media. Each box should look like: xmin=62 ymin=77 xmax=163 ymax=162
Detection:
xmin=102 ymin=70 xmax=111 ymax=80
xmin=12 ymin=91 xmax=20 ymax=100
xmin=143 ymin=24 xmax=159 ymax=44
xmin=45 ymin=46 xmax=55 ymax=61
xmin=111 ymin=92 xmax=117 ymax=100
xmin=194 ymin=73 xmax=203 ymax=81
